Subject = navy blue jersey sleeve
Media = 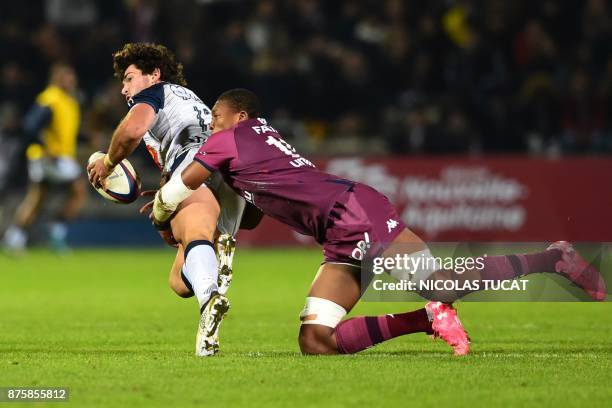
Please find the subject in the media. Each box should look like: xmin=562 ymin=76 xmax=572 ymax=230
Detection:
xmin=23 ymin=103 xmax=52 ymax=142
xmin=129 ymin=82 xmax=165 ymax=113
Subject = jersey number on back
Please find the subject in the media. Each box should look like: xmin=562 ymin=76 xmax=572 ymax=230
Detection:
xmin=264 ymin=135 xmax=314 ymax=168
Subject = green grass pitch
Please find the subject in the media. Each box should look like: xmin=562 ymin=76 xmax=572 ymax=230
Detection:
xmin=1 ymin=248 xmax=610 ymax=407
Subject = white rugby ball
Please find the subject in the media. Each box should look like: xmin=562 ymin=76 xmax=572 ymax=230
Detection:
xmin=87 ymin=151 xmax=141 ymax=204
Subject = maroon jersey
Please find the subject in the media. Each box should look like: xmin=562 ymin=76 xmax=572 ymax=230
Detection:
xmin=194 ymin=118 xmax=354 ymax=243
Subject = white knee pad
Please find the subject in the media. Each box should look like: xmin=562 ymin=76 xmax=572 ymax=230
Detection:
xmin=299 ymin=297 xmax=347 ymax=328
xmin=388 ymin=249 xmax=441 ymax=283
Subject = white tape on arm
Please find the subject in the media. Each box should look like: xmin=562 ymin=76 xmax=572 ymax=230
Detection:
xmin=153 ymin=175 xmax=195 ymax=222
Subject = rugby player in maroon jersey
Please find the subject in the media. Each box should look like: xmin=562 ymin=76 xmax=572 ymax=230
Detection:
xmin=144 ymin=89 xmax=606 ymax=356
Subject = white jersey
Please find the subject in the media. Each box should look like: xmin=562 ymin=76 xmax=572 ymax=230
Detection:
xmin=128 ymin=82 xmax=246 ymax=235
xmin=128 ymin=82 xmax=212 ymax=173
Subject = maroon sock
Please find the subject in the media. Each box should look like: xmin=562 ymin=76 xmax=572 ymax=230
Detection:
xmin=480 ymin=249 xmax=562 ymax=281
xmin=335 ymin=309 xmax=432 ymax=354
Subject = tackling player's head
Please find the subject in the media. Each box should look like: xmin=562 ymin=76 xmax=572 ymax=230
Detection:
xmin=211 ymin=88 xmax=262 ymax=133
xmin=112 ymin=42 xmax=186 ymax=101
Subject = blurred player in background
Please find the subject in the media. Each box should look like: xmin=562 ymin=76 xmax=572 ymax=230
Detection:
xmin=3 ymin=63 xmax=87 ymax=253
xmin=87 ymin=43 xmax=245 ymax=356
xmin=149 ymin=89 xmax=606 ymax=356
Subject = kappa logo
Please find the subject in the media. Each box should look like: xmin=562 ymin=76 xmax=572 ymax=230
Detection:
xmin=387 ymin=219 xmax=399 ymax=233
xmin=351 ymin=232 xmax=371 ymax=261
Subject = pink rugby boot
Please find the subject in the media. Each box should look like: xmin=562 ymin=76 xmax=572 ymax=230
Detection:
xmin=426 ymin=301 xmax=470 ymax=356
xmin=547 ymin=241 xmax=607 ymax=301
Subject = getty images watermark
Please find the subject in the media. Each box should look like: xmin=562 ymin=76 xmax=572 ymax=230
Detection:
xmin=370 ymin=252 xmax=528 ymax=292
xmin=357 ymin=242 xmax=610 ymax=302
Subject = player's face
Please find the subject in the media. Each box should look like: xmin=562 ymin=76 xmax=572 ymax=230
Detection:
xmin=121 ymin=64 xmax=160 ymax=101
xmin=59 ymin=68 xmax=77 ymax=93
xmin=210 ymin=100 xmax=248 ymax=134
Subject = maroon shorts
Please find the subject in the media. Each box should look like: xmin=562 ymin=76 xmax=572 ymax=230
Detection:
xmin=322 ymin=183 xmax=405 ymax=266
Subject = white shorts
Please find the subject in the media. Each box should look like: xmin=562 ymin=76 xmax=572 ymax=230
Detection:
xmin=170 ymin=148 xmax=245 ymax=236
xmin=28 ymin=156 xmax=81 ymax=184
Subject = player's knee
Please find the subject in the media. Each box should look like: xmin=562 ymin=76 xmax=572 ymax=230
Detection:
xmin=180 ymin=229 xmax=215 ymax=246
xmin=169 ymin=273 xmax=194 ymax=298
xmin=170 ymin=283 xmax=193 ymax=298
xmin=298 ymin=329 xmax=321 ymax=354
xmin=298 ymin=297 xmax=347 ymax=355
xmin=298 ymin=326 xmax=335 ymax=355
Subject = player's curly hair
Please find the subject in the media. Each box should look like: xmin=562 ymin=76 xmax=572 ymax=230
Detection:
xmin=112 ymin=43 xmax=187 ymax=86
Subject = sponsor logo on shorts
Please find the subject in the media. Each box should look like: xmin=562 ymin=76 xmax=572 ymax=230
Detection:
xmin=351 ymin=232 xmax=371 ymax=261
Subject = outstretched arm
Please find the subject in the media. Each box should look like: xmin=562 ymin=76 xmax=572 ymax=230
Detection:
xmin=87 ymin=103 xmax=155 ymax=187
xmin=107 ymin=103 xmax=155 ymax=164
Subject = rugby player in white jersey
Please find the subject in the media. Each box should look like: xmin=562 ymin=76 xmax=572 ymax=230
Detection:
xmin=87 ymin=43 xmax=247 ymax=356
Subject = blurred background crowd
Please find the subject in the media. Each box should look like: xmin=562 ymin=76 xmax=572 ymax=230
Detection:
xmin=1 ymin=0 xmax=611 ymax=248
xmin=2 ymin=0 xmax=612 ymax=176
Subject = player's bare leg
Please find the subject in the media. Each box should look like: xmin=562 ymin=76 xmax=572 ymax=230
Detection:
xmin=169 ymin=240 xmax=233 ymax=298
xmin=298 ymin=263 xmax=361 ymax=355
xmin=49 ymin=178 xmax=87 ymax=251
xmin=298 ymin=262 xmax=468 ymax=355
xmin=60 ymin=178 xmax=87 ymax=221
xmin=168 ymin=244 xmax=193 ymax=298
xmin=171 ymin=186 xmax=230 ymax=356
xmin=15 ymin=183 xmax=48 ymax=227
xmin=176 ymin=231 xmax=236 ymax=296
xmin=3 ymin=183 xmax=47 ymax=252
xmin=171 ymin=186 xmax=219 ymax=245
xmin=171 ymin=185 xmax=220 ymax=307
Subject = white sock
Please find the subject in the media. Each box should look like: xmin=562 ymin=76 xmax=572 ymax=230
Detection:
xmin=3 ymin=225 xmax=27 ymax=250
xmin=182 ymin=240 xmax=219 ymax=309
xmin=49 ymin=222 xmax=68 ymax=241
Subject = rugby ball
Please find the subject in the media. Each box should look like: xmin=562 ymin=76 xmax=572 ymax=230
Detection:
xmin=87 ymin=151 xmax=141 ymax=204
